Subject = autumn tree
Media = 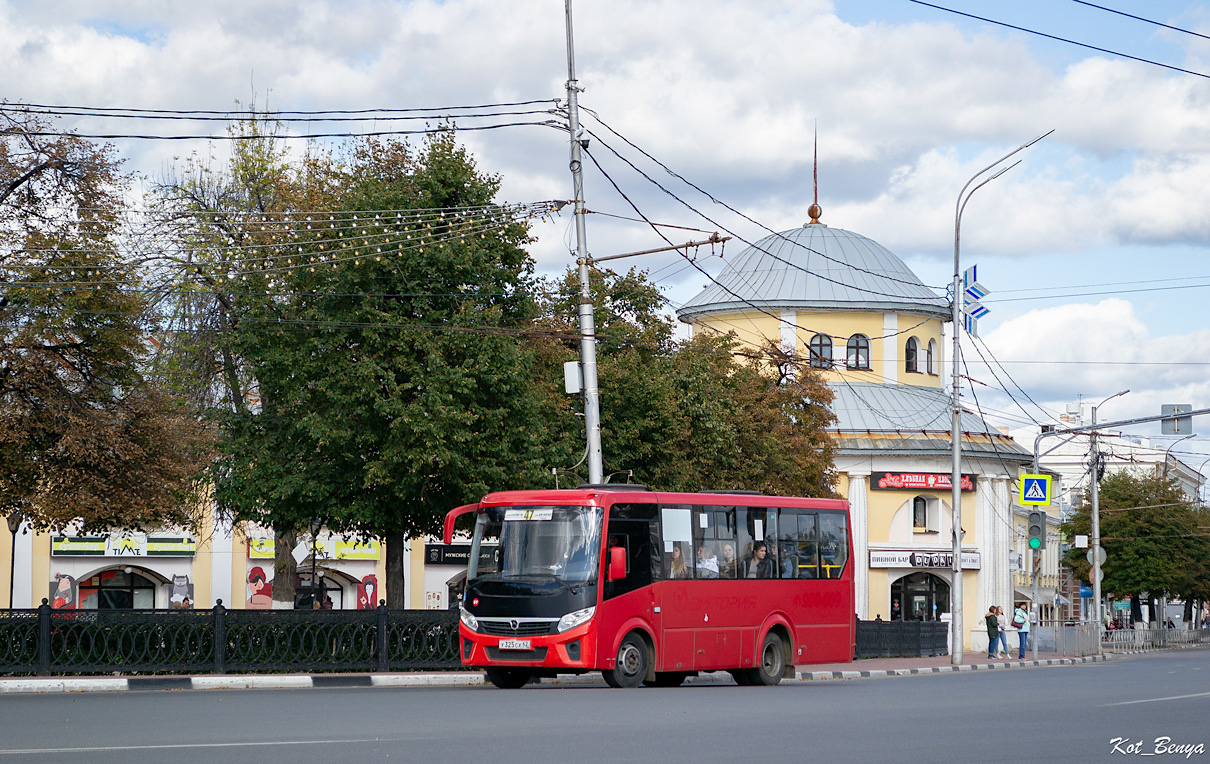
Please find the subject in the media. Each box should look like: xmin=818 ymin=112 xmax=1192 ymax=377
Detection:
xmin=0 ymin=105 xmax=214 ymax=533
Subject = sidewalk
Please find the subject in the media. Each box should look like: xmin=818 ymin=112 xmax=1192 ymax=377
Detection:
xmin=0 ymin=651 xmax=1110 ymax=694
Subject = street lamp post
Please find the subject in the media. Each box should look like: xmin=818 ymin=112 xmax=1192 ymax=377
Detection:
xmin=949 ymin=130 xmax=1050 ymax=665
xmin=6 ymin=513 xmax=21 ymax=609
xmin=309 ymin=518 xmax=324 ymax=610
xmin=1089 ymin=390 xmax=1128 ymax=648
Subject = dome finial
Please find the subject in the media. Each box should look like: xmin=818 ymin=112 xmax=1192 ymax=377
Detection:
xmin=807 ymin=121 xmax=824 ymax=226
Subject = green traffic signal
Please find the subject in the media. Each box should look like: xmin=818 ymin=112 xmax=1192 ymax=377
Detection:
xmin=1028 ymin=537 xmax=1041 ymax=550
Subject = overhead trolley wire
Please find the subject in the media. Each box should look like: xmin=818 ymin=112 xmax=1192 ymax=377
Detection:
xmin=907 ymin=0 xmax=1210 ymax=81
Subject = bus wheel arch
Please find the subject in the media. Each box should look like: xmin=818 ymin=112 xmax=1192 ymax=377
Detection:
xmin=603 ymin=629 xmax=654 ymax=688
xmin=752 ymin=628 xmax=789 ymax=686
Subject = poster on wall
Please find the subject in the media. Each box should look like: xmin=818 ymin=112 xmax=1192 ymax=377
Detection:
xmin=357 ymin=575 xmax=378 ymax=609
xmin=49 ymin=574 xmax=77 ymax=609
xmin=170 ymin=575 xmax=194 ymax=609
xmin=246 ymin=565 xmax=273 ymax=609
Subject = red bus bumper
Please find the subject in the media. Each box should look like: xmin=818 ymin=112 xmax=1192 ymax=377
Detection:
xmin=459 ymin=621 xmax=598 ymax=671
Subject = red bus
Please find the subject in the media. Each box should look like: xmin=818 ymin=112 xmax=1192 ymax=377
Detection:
xmin=442 ymin=486 xmax=854 ymax=689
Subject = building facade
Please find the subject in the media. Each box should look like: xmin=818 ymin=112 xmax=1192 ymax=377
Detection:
xmin=676 ymin=207 xmax=1045 ymax=651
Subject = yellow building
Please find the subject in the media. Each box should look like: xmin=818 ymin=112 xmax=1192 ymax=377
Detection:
xmin=677 ymin=204 xmax=1043 ymax=651
xmin=1 ymin=512 xmax=447 ymax=612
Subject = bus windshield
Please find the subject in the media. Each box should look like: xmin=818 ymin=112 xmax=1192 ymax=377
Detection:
xmin=469 ymin=505 xmax=602 ymax=585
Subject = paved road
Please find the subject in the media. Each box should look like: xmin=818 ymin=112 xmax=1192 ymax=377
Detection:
xmin=1 ymin=649 xmax=1207 ymax=764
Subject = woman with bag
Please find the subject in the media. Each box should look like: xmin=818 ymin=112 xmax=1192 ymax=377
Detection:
xmin=1013 ymin=602 xmax=1031 ymax=659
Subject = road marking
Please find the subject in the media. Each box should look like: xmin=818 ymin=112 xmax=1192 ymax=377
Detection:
xmin=1101 ymin=691 xmax=1210 ymax=707
xmin=0 ymin=738 xmax=395 ymax=756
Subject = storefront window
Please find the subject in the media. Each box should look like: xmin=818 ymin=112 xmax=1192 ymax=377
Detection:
xmin=890 ymin=572 xmax=949 ymax=622
xmin=77 ymin=569 xmax=158 ymax=610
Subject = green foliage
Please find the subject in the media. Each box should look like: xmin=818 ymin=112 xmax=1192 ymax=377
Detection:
xmin=210 ymin=130 xmax=553 ymax=541
xmin=538 ymin=268 xmax=837 ymax=496
xmin=1061 ymin=470 xmax=1210 ymax=601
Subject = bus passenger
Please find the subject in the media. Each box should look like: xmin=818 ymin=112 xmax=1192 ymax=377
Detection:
xmin=719 ymin=543 xmax=738 ymax=578
xmin=669 ymin=543 xmax=690 ymax=579
xmin=697 ymin=544 xmax=719 ymax=579
xmin=744 ymin=542 xmax=774 ymax=579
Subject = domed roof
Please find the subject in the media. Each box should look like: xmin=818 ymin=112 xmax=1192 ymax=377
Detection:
xmin=676 ymin=224 xmax=949 ymax=322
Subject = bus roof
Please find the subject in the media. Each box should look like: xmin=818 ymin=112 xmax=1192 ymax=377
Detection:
xmin=476 ymin=488 xmax=847 ymax=511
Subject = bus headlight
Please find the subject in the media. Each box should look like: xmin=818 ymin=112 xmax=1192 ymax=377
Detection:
xmin=557 ymin=606 xmax=595 ymax=633
xmin=459 ymin=605 xmax=479 ymax=632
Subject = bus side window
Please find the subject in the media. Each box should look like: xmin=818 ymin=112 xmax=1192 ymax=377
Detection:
xmin=797 ymin=513 xmax=819 ymax=579
xmin=818 ymin=511 xmax=849 ymax=580
xmin=778 ymin=508 xmax=798 ymax=579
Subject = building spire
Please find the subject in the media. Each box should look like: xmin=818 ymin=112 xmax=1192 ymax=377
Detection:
xmin=807 ymin=121 xmax=823 ymax=225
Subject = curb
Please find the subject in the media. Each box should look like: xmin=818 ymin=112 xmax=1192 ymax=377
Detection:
xmin=794 ymin=654 xmax=1112 ymax=681
xmin=0 ymin=655 xmax=1115 ymax=694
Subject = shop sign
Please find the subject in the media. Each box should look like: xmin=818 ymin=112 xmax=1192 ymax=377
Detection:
xmin=425 ymin=544 xmax=497 ymax=565
xmin=869 ymin=549 xmax=981 ymax=569
xmin=51 ymin=535 xmax=196 ymax=557
xmin=870 ymin=472 xmax=977 ymax=492
xmin=248 ymin=537 xmax=381 ymax=560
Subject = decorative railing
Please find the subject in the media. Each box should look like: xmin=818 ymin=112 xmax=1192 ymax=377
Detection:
xmin=854 ymin=619 xmax=949 ymax=659
xmin=0 ymin=600 xmax=461 ymax=676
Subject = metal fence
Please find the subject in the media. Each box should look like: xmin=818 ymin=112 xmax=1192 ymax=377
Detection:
xmin=854 ymin=620 xmax=948 ymax=659
xmin=1032 ymin=620 xmax=1100 ymax=657
xmin=1101 ymin=626 xmax=1210 ymax=653
xmin=0 ymin=601 xmax=461 ymax=676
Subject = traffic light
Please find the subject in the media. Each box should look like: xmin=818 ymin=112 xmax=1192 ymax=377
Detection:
xmin=1027 ymin=511 xmax=1046 ymax=550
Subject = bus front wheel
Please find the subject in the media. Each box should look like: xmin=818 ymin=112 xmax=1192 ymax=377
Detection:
xmin=753 ymin=632 xmax=786 ymax=686
xmin=485 ymin=668 xmax=532 ymax=689
xmin=603 ymin=633 xmax=648 ymax=689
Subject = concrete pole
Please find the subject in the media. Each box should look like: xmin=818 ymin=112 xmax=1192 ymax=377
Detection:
xmin=564 ymin=0 xmax=602 ymax=484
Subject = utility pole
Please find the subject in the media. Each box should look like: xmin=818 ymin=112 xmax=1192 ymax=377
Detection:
xmin=564 ymin=0 xmax=602 ymax=484
xmin=949 ymin=129 xmax=1050 ymax=665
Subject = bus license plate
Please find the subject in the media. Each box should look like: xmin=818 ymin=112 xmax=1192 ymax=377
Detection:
xmin=498 ymin=639 xmax=531 ymax=650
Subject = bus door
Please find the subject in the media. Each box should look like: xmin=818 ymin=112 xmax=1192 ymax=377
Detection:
xmin=690 ymin=506 xmax=742 ymax=671
xmin=658 ymin=504 xmax=698 ymax=671
xmin=600 ymin=503 xmax=661 ymax=664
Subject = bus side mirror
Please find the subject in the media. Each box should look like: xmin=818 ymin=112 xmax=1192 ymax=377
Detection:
xmin=607 ymin=546 xmax=627 ymax=581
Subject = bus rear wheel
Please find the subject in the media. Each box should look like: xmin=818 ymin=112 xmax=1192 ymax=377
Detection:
xmin=753 ymin=632 xmax=786 ymax=686
xmin=485 ymin=668 xmax=532 ymax=689
xmin=644 ymin=671 xmax=688 ymax=688
xmin=603 ymin=633 xmax=648 ymax=689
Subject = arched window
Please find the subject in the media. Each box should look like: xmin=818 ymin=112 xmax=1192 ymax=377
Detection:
xmin=846 ymin=335 xmax=870 ymax=370
xmin=905 ymin=337 xmax=920 ymax=373
xmin=926 ymin=339 xmax=937 ymax=375
xmin=808 ymin=333 xmax=832 ymax=369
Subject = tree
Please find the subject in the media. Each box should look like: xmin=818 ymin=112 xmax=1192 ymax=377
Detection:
xmin=538 ymin=267 xmax=837 ymax=495
xmin=211 ymin=130 xmax=555 ymax=607
xmin=0 ymin=105 xmax=215 ymax=533
xmin=1062 ymin=470 xmax=1210 ymax=616
xmin=149 ymin=114 xmax=342 ymax=605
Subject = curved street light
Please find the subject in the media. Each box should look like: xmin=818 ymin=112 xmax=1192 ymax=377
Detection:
xmin=949 ymin=129 xmax=1052 ymax=665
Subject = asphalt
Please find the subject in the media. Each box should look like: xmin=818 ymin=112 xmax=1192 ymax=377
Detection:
xmin=0 ymin=650 xmax=1113 ymax=693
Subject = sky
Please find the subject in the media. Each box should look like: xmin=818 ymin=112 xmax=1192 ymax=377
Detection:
xmin=3 ymin=0 xmax=1210 ymax=469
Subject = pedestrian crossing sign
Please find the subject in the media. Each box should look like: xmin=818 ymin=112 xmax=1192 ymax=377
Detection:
xmin=1019 ymin=474 xmax=1051 ymax=505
